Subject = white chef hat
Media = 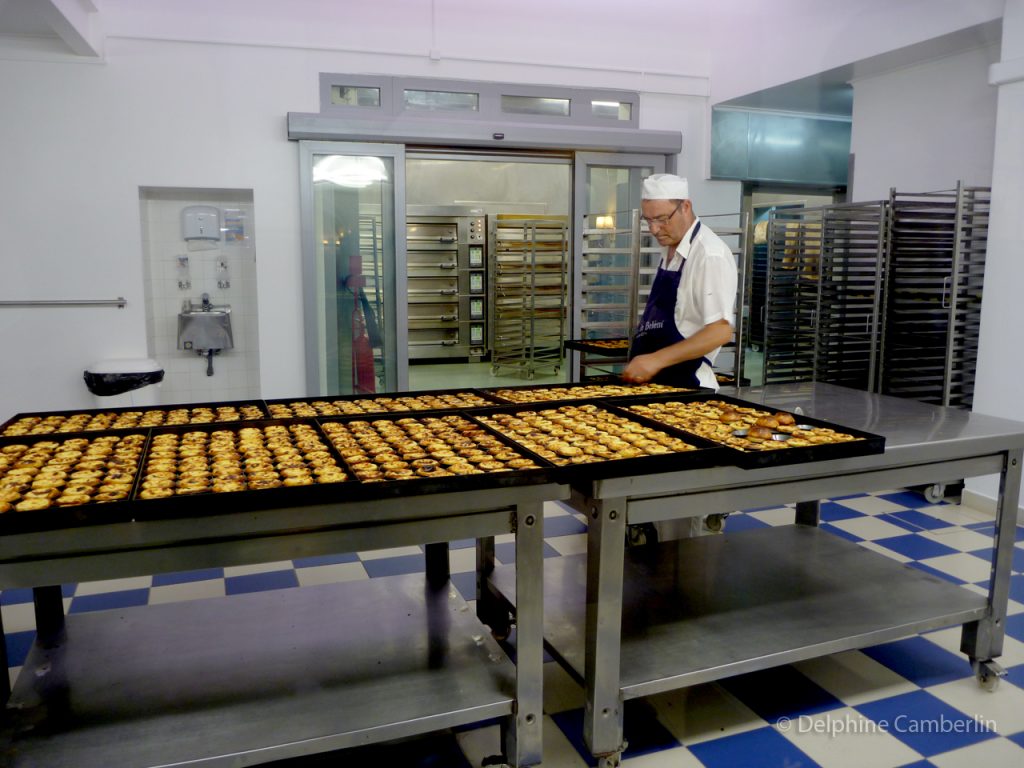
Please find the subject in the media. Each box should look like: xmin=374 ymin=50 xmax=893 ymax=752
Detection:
xmin=641 ymin=173 xmax=689 ymax=200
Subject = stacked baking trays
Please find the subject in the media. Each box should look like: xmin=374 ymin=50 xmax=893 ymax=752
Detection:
xmin=604 ymin=391 xmax=886 ymax=469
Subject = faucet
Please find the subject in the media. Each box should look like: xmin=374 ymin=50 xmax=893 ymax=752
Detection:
xmin=201 ymin=293 xmax=211 ymax=310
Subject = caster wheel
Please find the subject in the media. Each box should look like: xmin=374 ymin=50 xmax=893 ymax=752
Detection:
xmin=490 ymin=366 xmax=499 ymax=376
xmin=924 ymin=484 xmax=946 ymax=504
xmin=705 ymin=513 xmax=728 ymax=533
xmin=627 ymin=523 xmax=657 ymax=547
xmin=527 ymin=371 xmax=535 ymax=380
xmin=972 ymin=659 xmax=1006 ymax=692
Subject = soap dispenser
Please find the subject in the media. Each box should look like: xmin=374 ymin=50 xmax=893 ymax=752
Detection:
xmin=182 ymin=205 xmax=221 ymax=241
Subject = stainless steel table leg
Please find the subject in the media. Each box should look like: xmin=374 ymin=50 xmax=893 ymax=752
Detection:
xmin=476 ymin=534 xmax=511 ymax=637
xmin=424 ymin=541 xmax=450 ymax=588
xmin=583 ymin=496 xmax=627 ymax=762
xmin=961 ymin=447 xmax=1022 ymax=678
xmin=504 ymin=501 xmax=544 ymax=767
xmin=33 ymin=585 xmax=65 ymax=647
xmin=795 ymin=500 xmax=821 ymax=526
xmin=0 ymin=601 xmax=9 ymax=706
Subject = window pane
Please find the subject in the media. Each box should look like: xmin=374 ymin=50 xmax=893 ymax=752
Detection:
xmin=403 ymin=89 xmax=479 ymax=112
xmin=501 ymin=95 xmax=570 ymax=117
xmin=592 ymin=100 xmax=632 ymax=121
xmin=331 ymin=85 xmax=381 ymax=107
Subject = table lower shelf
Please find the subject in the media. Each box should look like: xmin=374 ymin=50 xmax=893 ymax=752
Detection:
xmin=3 ymin=573 xmax=515 ymax=768
xmin=491 ymin=525 xmax=988 ymax=699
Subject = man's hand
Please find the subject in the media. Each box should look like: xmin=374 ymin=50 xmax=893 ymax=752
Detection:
xmin=623 ymin=353 xmax=662 ymax=383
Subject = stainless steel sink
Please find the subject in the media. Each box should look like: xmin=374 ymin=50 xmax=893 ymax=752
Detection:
xmin=178 ymin=301 xmax=233 ymax=352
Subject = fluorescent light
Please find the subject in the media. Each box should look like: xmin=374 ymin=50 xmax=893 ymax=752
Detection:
xmin=313 ymin=156 xmax=389 ymax=188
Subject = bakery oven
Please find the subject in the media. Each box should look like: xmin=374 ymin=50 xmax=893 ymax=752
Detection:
xmin=406 ymin=206 xmax=487 ymax=360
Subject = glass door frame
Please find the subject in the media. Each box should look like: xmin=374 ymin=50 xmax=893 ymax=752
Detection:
xmin=571 ymin=152 xmax=667 ymax=372
xmin=299 ymin=140 xmax=408 ymax=395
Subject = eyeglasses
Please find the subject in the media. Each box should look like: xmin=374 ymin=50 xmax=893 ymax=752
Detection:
xmin=641 ymin=201 xmax=683 ymax=228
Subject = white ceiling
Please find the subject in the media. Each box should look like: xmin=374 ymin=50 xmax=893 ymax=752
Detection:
xmin=0 ymin=1 xmax=1002 ymax=119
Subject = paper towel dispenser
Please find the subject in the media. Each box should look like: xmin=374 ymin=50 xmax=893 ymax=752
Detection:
xmin=182 ymin=205 xmax=221 ymax=241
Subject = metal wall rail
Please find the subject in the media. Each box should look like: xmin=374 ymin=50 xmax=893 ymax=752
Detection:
xmin=0 ymin=298 xmax=127 ymax=308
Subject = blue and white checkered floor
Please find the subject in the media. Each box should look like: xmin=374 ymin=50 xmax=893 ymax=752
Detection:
xmin=4 ymin=489 xmax=1024 ymax=767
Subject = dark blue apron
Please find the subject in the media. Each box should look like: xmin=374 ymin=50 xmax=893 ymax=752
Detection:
xmin=629 ymin=222 xmax=710 ymax=388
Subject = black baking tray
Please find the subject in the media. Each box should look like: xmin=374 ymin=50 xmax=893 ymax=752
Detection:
xmin=563 ymin=338 xmax=631 ymax=357
xmin=604 ymin=392 xmax=886 ymax=469
xmin=313 ymin=411 xmax=559 ymax=497
xmin=264 ymin=388 xmax=505 ymax=417
xmin=480 ymin=381 xmax=702 ymax=406
xmin=0 ymin=429 xmax=151 ymax=535
xmin=465 ymin=402 xmax=729 ymax=482
xmin=0 ymin=398 xmax=270 ymax=436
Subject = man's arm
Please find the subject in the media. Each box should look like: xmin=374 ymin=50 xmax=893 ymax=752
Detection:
xmin=623 ymin=319 xmax=733 ymax=383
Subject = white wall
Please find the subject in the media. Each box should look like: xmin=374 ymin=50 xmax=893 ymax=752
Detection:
xmin=849 ymin=44 xmax=1000 ymax=201
xmin=969 ymin=0 xmax=1024 ymax=517
xmin=707 ymin=0 xmax=1005 ymax=104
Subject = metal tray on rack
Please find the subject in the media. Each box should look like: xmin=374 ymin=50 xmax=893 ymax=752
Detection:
xmin=466 ymin=402 xmax=728 ymax=482
xmin=605 ymin=392 xmax=885 ymax=469
xmin=563 ymin=338 xmax=631 ymax=357
xmin=0 ymin=429 xmax=150 ymax=534
xmin=480 ymin=381 xmax=700 ymax=405
xmin=314 ymin=411 xmax=558 ymax=497
xmin=264 ymin=388 xmax=504 ymax=418
xmin=0 ymin=399 xmax=270 ymax=436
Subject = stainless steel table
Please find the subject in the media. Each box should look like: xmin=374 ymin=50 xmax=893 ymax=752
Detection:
xmin=0 ymin=482 xmax=568 ymax=768
xmin=492 ymin=383 xmax=1024 ymax=767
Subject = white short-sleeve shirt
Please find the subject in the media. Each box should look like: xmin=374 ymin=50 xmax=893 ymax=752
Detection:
xmin=658 ymin=218 xmax=738 ymax=389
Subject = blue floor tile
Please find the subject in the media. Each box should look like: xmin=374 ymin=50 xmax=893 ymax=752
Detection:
xmin=494 ymin=541 xmax=561 ymax=565
xmin=688 ymin=726 xmax=820 ymax=768
xmin=0 ymin=588 xmax=33 ymax=606
xmin=721 ymin=512 xmax=772 ymax=532
xmin=69 ymin=588 xmax=150 ymax=614
xmin=4 ymin=629 xmax=36 ymax=667
xmin=1011 ymin=574 xmax=1024 ymax=603
xmin=1008 ymin=730 xmax=1024 ymax=750
xmin=718 ymin=666 xmax=843 ymax=723
xmin=0 ymin=584 xmax=74 ymax=605
xmin=361 ymin=554 xmax=425 ymax=578
xmin=449 ymin=571 xmax=477 ymax=603
xmin=965 ymin=545 xmax=1024 ymax=573
xmin=152 ymin=567 xmax=225 ymax=586
xmin=874 ymin=534 xmax=959 ymax=561
xmin=292 ymin=552 xmax=359 ymax=568
xmin=449 ymin=538 xmax=476 ymax=550
xmin=879 ymin=510 xmax=954 ymax=532
xmin=876 ymin=491 xmax=938 ymax=509
xmin=543 ymin=514 xmax=588 ymax=537
xmin=819 ymin=501 xmax=867 ymax=523
xmin=862 ymin=637 xmax=972 ymax=687
xmin=907 ymin=561 xmax=966 ymax=585
xmin=552 ymin=699 xmax=680 ymax=766
xmin=224 ymin=570 xmax=299 ymax=595
xmin=855 ymin=690 xmax=995 ymax=757
xmin=1005 ymin=612 xmax=1024 ymax=644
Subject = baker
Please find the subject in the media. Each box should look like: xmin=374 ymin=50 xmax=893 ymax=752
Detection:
xmin=623 ymin=174 xmax=737 ymax=391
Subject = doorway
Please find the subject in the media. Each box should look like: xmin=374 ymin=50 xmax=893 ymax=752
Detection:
xmin=405 ymin=151 xmax=572 ymax=391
